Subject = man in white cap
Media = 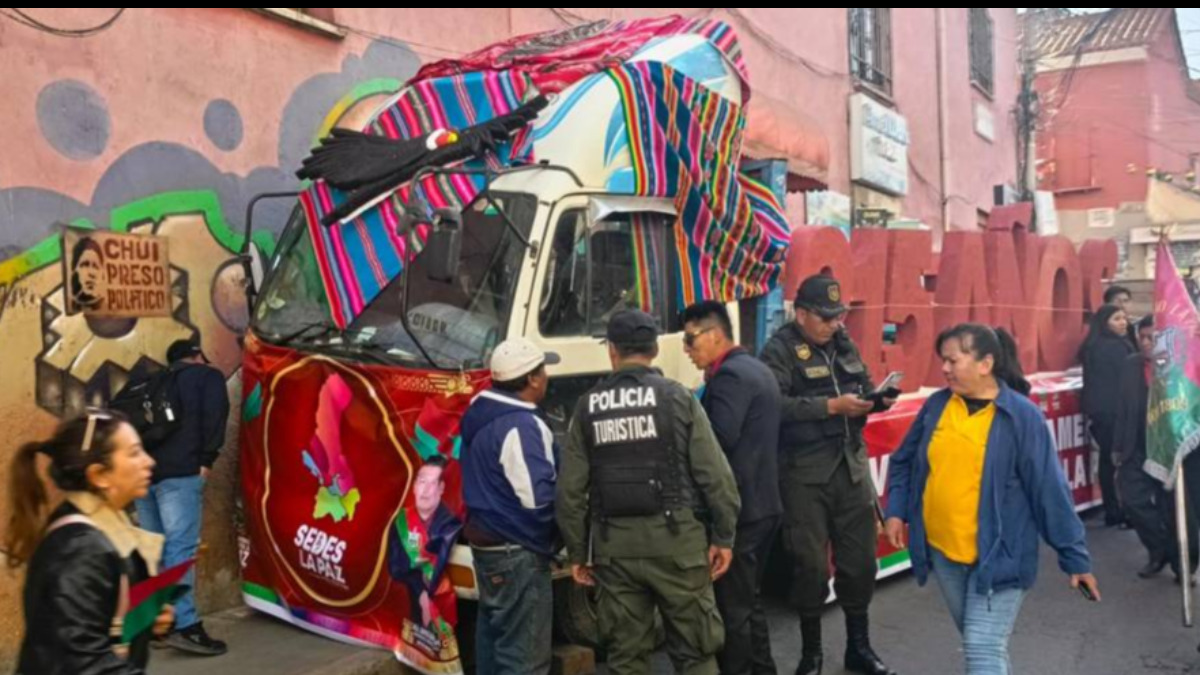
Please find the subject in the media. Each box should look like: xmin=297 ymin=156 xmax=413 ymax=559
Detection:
xmin=459 ymin=338 xmax=561 ymax=675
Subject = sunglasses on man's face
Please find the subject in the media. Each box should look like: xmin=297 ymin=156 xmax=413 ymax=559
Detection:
xmin=684 ymin=327 xmax=715 ymax=348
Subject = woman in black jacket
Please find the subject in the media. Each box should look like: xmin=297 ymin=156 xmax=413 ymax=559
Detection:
xmin=1079 ymin=304 xmax=1136 ymax=526
xmin=6 ymin=411 xmax=173 ymax=674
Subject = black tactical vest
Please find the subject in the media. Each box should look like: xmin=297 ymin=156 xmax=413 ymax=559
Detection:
xmin=787 ymin=333 xmax=870 ymax=443
xmin=580 ymin=370 xmax=686 ymax=525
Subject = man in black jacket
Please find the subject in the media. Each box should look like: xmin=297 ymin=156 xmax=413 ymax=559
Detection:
xmin=1116 ymin=316 xmax=1198 ymax=580
xmin=683 ymin=301 xmax=782 ymax=675
xmin=135 ymin=339 xmax=230 ymax=656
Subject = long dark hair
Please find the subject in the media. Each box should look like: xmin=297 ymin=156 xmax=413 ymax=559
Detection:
xmin=4 ymin=411 xmax=129 ymax=568
xmin=936 ymin=324 xmax=1032 ymax=396
xmin=1078 ymin=304 xmax=1125 ymax=362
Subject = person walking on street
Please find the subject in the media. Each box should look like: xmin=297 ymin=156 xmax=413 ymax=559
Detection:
xmin=8 ymin=411 xmax=175 ymax=674
xmin=1116 ymin=315 xmax=1198 ymax=580
xmin=885 ymin=324 xmax=1099 ymax=675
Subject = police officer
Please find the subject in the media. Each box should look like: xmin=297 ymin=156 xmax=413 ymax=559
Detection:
xmin=760 ymin=275 xmax=897 ymax=675
xmin=557 ymin=310 xmax=741 ymax=675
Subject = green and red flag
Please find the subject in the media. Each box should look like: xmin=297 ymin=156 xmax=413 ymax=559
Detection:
xmin=1145 ymin=240 xmax=1200 ymax=483
xmin=122 ymin=559 xmax=194 ymax=643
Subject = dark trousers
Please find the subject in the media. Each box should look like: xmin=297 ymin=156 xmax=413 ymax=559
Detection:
xmin=1119 ymin=463 xmax=1175 ymax=562
xmin=715 ymin=516 xmax=781 ymax=675
xmin=781 ymin=460 xmax=878 ymax=618
xmin=1091 ymin=418 xmax=1124 ymax=523
xmin=1122 ymin=457 xmax=1200 ymax=571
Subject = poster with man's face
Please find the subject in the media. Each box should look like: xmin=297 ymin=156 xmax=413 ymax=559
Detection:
xmin=390 ymin=460 xmax=463 ymax=671
xmin=413 ymin=463 xmax=447 ymax=523
xmin=61 ymin=227 xmax=172 ymax=318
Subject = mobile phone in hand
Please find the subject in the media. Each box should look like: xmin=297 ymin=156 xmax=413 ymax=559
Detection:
xmin=862 ymin=372 xmax=903 ymax=402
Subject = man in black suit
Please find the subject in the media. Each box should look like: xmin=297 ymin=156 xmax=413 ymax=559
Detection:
xmin=682 ymin=301 xmax=783 ymax=675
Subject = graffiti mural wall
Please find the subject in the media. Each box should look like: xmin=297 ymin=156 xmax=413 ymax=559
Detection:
xmin=0 ymin=7 xmax=422 ymax=661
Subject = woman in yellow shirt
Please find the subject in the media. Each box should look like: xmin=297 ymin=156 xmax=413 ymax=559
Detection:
xmin=885 ymin=324 xmax=1100 ymax=675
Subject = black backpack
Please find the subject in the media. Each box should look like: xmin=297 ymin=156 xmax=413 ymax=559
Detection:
xmin=110 ymin=366 xmax=185 ymax=448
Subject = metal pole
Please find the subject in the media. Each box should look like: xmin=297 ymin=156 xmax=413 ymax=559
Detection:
xmin=1178 ymin=467 xmax=1193 ymax=627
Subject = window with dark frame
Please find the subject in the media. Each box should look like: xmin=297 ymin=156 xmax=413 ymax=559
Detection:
xmin=970 ymin=8 xmax=995 ymax=96
xmin=849 ymin=8 xmax=893 ymax=97
xmin=538 ymin=210 xmax=675 ymax=339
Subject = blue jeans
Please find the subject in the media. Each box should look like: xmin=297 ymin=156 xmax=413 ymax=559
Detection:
xmin=930 ymin=548 xmax=1027 ymax=675
xmin=473 ymin=546 xmax=553 ymax=675
xmin=136 ymin=475 xmax=204 ymax=630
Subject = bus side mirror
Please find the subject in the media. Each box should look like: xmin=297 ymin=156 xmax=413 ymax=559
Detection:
xmin=425 ymin=208 xmax=463 ymax=283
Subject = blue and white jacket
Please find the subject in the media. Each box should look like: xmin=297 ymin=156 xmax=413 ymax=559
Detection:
xmin=460 ymin=389 xmax=560 ymax=556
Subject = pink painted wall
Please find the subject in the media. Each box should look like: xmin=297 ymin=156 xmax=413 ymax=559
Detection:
xmin=0 ymin=8 xmax=434 ymax=663
xmin=1 ymin=7 xmax=1021 ymax=255
xmin=938 ymin=8 xmax=1023 ymax=230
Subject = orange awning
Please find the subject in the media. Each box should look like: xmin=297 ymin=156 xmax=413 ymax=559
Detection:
xmin=744 ymin=96 xmax=830 ymax=186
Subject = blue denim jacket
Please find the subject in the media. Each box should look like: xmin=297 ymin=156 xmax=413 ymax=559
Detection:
xmin=885 ymin=384 xmax=1091 ymax=595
